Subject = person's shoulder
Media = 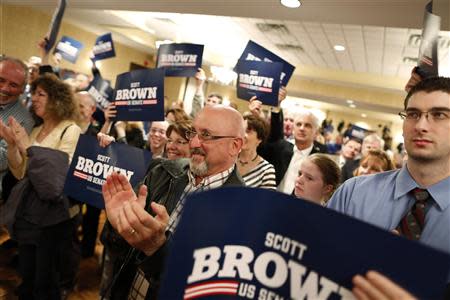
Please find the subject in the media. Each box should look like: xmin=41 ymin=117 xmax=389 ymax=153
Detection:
xmin=312 ymin=141 xmax=327 ymax=153
xmin=150 ymin=158 xmax=190 ymax=177
xmin=345 ymin=169 xmax=400 ymax=188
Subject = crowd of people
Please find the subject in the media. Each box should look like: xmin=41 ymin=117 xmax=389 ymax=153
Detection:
xmin=0 ymin=35 xmax=449 ymax=300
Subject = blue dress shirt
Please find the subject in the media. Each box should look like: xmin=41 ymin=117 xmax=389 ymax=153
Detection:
xmin=327 ymin=165 xmax=450 ymax=255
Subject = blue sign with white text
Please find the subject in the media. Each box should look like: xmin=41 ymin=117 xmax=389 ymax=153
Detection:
xmin=114 ymin=68 xmax=165 ymax=121
xmin=156 ymin=43 xmax=204 ymax=77
xmin=87 ymin=75 xmax=114 ymax=110
xmin=63 ymin=134 xmax=152 ymax=209
xmin=236 ymin=60 xmax=282 ymax=106
xmin=237 ymin=40 xmax=295 ymax=87
xmin=159 ymin=187 xmax=450 ymax=300
xmin=93 ymin=33 xmax=116 ymax=61
xmin=54 ymin=36 xmax=84 ymax=64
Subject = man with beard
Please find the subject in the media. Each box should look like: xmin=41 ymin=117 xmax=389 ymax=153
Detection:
xmin=102 ymin=105 xmax=245 ymax=299
xmin=328 ymin=77 xmax=450 ymax=298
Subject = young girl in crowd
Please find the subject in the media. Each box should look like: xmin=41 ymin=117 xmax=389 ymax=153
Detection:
xmin=294 ymin=154 xmax=340 ymax=205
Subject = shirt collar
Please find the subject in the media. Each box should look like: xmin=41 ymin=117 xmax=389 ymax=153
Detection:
xmin=294 ymin=144 xmax=314 ymax=156
xmin=0 ymin=100 xmax=19 ymax=111
xmin=187 ymin=165 xmax=235 ymax=189
xmin=395 ymin=164 xmax=450 ymax=210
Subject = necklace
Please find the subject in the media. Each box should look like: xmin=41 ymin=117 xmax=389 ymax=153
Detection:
xmin=238 ymin=153 xmax=258 ymax=165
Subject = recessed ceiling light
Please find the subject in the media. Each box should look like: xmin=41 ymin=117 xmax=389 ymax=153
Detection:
xmin=346 ymin=99 xmax=354 ymax=104
xmin=334 ymin=45 xmax=346 ymax=51
xmin=349 ymin=104 xmax=356 ymax=108
xmin=281 ymin=0 xmax=301 ymax=8
xmin=361 ymin=113 xmax=367 ymax=118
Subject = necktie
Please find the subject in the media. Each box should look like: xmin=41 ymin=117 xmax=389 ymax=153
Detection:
xmin=397 ymin=188 xmax=431 ymax=240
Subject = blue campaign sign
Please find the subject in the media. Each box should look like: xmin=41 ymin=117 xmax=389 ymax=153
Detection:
xmin=236 ymin=60 xmax=282 ymax=106
xmin=344 ymin=124 xmax=369 ymax=142
xmin=113 ymin=68 xmax=165 ymax=121
xmin=93 ymin=33 xmax=116 ymax=61
xmin=45 ymin=0 xmax=66 ymax=52
xmin=237 ymin=40 xmax=295 ymax=87
xmin=156 ymin=43 xmax=204 ymax=77
xmin=63 ymin=134 xmax=152 ymax=209
xmin=54 ymin=36 xmax=84 ymax=64
xmin=87 ymin=75 xmax=114 ymax=110
xmin=159 ymin=187 xmax=450 ymax=300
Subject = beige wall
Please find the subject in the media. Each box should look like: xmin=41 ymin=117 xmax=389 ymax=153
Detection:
xmin=0 ymin=4 xmax=186 ymax=103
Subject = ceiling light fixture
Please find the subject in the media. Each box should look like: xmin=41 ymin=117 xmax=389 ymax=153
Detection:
xmin=281 ymin=0 xmax=301 ymax=8
xmin=361 ymin=113 xmax=367 ymax=118
xmin=346 ymin=99 xmax=354 ymax=104
xmin=334 ymin=45 xmax=346 ymax=51
xmin=349 ymin=104 xmax=356 ymax=108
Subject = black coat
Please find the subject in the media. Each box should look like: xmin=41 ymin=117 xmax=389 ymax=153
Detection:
xmin=258 ymin=110 xmax=327 ymax=185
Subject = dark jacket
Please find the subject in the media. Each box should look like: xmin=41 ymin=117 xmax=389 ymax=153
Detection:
xmin=138 ymin=160 xmax=244 ymax=299
xmin=3 ymin=146 xmax=76 ymax=237
xmin=258 ymin=110 xmax=327 ymax=185
xmin=108 ymin=159 xmax=244 ymax=299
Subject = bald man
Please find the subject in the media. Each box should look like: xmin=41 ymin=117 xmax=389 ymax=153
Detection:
xmin=102 ymin=105 xmax=245 ymax=299
xmin=0 ymin=56 xmax=34 ymax=201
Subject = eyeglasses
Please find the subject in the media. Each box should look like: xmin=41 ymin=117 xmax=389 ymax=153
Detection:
xmin=185 ymin=130 xmax=237 ymax=142
xmin=167 ymin=139 xmax=189 ymax=146
xmin=398 ymin=109 xmax=450 ymax=122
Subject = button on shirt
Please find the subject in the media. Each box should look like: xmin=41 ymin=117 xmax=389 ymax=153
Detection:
xmin=278 ymin=144 xmax=313 ymax=194
xmin=327 ymin=165 xmax=450 ymax=256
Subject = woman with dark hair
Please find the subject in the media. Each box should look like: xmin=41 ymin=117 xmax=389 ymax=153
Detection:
xmin=238 ymin=115 xmax=276 ymax=189
xmin=166 ymin=121 xmax=193 ymax=160
xmin=294 ymin=153 xmax=340 ymax=205
xmin=354 ymin=149 xmax=395 ymax=176
xmin=0 ymin=73 xmax=81 ymax=299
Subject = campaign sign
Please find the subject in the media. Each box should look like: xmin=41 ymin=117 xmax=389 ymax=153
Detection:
xmin=344 ymin=124 xmax=368 ymax=142
xmin=87 ymin=75 xmax=114 ymax=110
xmin=63 ymin=134 xmax=152 ymax=209
xmin=235 ymin=60 xmax=282 ymax=106
xmin=237 ymin=40 xmax=295 ymax=86
xmin=45 ymin=0 xmax=66 ymax=52
xmin=93 ymin=33 xmax=116 ymax=61
xmin=113 ymin=68 xmax=165 ymax=121
xmin=156 ymin=43 xmax=204 ymax=77
xmin=54 ymin=36 xmax=84 ymax=64
xmin=159 ymin=187 xmax=450 ymax=300
xmin=417 ymin=1 xmax=440 ymax=78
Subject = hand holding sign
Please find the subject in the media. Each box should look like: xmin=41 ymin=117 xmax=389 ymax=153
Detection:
xmin=102 ymin=172 xmax=169 ymax=256
xmin=352 ymin=271 xmax=416 ymax=300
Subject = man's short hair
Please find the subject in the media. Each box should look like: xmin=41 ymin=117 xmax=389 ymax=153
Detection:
xmin=295 ymin=109 xmax=320 ymax=130
xmin=404 ymin=77 xmax=450 ymax=109
xmin=76 ymin=91 xmax=96 ymax=107
xmin=363 ymin=133 xmax=384 ymax=149
xmin=0 ymin=56 xmax=29 ymax=90
xmin=207 ymin=93 xmax=223 ymax=103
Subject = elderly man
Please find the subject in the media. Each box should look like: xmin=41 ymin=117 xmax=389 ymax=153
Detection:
xmin=102 ymin=105 xmax=245 ymax=299
xmin=328 ymin=77 xmax=450 ymax=297
xmin=0 ymin=56 xmax=34 ymax=202
xmin=259 ymin=108 xmax=327 ymax=194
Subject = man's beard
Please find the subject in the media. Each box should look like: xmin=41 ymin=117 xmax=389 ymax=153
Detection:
xmin=190 ymin=147 xmax=208 ymax=177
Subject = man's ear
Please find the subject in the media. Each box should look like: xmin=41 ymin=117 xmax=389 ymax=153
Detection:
xmin=230 ymin=137 xmax=244 ymax=156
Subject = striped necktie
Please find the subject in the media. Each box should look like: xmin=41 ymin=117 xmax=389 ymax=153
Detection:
xmin=397 ymin=188 xmax=431 ymax=240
